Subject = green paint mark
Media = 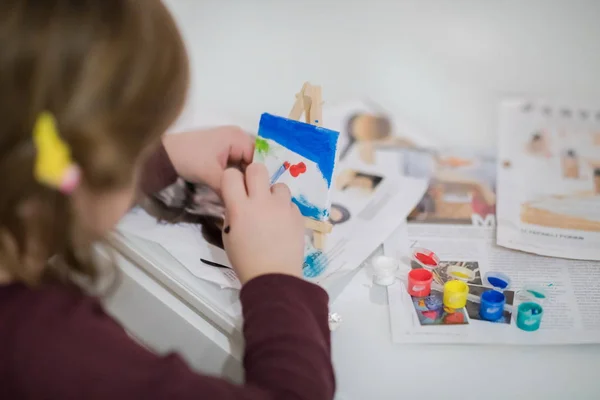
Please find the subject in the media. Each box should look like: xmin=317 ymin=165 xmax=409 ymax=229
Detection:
xmin=255 ymin=137 xmax=270 ymax=155
xmin=527 ymin=289 xmax=546 ymax=299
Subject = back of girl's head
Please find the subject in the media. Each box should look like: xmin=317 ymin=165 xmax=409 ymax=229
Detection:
xmin=0 ymin=0 xmax=189 ymax=285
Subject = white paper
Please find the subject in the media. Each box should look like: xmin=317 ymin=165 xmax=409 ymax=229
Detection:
xmin=117 ymin=210 xmax=240 ymax=289
xmin=386 ymin=224 xmax=600 ymax=345
xmin=496 ymin=100 xmax=600 ymax=261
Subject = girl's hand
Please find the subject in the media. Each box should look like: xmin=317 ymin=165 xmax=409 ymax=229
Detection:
xmin=221 ymin=163 xmax=304 ymax=284
xmin=163 ymin=126 xmax=254 ymax=194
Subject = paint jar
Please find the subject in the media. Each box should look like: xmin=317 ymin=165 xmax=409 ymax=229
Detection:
xmin=443 ymin=280 xmax=469 ymax=309
xmin=515 ymin=284 xmax=548 ymax=331
xmin=411 ymin=248 xmax=439 ymax=270
xmin=407 ymin=269 xmax=433 ymax=297
xmin=480 ymin=272 xmax=512 ymax=322
xmin=372 ymin=255 xmax=398 ymax=286
xmin=480 ymin=290 xmax=506 ymax=321
xmin=447 ymin=264 xmax=476 ymax=282
xmin=516 ymin=302 xmax=544 ymax=331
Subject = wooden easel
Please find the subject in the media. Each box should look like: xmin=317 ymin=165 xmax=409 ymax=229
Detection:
xmin=288 ymin=82 xmax=332 ymax=249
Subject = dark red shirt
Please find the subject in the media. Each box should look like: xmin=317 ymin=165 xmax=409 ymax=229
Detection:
xmin=0 ymin=144 xmax=335 ymax=399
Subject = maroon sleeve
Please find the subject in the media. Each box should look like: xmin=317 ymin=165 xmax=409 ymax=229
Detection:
xmin=4 ymin=274 xmax=335 ymax=399
xmin=139 ymin=142 xmax=178 ymax=195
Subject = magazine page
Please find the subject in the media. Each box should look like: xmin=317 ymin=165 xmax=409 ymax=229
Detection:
xmin=496 ymin=100 xmax=600 ymax=260
xmin=401 ymin=146 xmax=497 ymax=228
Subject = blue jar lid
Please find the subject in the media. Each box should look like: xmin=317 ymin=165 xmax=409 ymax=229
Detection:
xmin=484 ymin=272 xmax=511 ymax=290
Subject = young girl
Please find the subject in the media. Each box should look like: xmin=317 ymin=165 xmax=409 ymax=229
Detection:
xmin=0 ymin=1 xmax=335 ymax=399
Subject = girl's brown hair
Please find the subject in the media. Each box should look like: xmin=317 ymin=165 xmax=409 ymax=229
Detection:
xmin=0 ymin=0 xmax=189 ymax=286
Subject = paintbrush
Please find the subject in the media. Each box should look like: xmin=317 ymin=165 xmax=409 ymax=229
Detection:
xmin=269 ymin=161 xmax=290 ymax=185
xmin=200 ymin=258 xmax=231 ymax=269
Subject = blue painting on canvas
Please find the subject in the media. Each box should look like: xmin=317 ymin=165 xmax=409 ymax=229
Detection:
xmin=253 ymin=113 xmax=340 ymax=221
xmin=257 ymin=113 xmax=339 ymax=187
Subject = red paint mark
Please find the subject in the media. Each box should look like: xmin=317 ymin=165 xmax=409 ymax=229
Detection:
xmin=283 ymin=161 xmax=290 ymax=169
xmin=289 ymin=162 xmax=307 ymax=178
xmin=422 ymin=310 xmax=438 ymax=320
xmin=444 ymin=312 xmax=465 ymax=324
xmin=415 ymin=251 xmax=438 ymax=267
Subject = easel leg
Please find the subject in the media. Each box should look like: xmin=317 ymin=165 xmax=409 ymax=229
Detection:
xmin=313 ymin=232 xmax=326 ymax=250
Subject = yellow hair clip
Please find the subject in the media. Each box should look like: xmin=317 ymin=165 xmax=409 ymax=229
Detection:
xmin=33 ymin=112 xmax=81 ymax=194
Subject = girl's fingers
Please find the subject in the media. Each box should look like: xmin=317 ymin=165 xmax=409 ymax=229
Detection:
xmin=244 ymin=163 xmax=269 ymax=198
xmin=271 ymin=182 xmax=291 ymax=201
xmin=226 ymin=128 xmax=255 ymax=165
xmin=221 ymin=168 xmax=248 ymax=209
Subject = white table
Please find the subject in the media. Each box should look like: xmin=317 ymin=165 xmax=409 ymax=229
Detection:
xmin=103 ymin=243 xmax=600 ymax=400
xmin=102 ymin=1 xmax=600 ymax=397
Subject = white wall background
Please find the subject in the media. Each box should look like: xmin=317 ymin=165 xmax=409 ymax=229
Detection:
xmin=164 ymin=0 xmax=600 ymax=149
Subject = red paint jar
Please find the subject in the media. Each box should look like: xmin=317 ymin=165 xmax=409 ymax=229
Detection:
xmin=407 ymin=269 xmax=434 ymax=297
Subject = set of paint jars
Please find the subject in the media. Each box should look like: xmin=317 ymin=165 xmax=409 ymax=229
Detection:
xmin=404 ymin=248 xmax=548 ymax=333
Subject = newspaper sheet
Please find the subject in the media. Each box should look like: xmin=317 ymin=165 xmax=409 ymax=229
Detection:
xmin=385 ymin=223 xmax=600 ymax=345
xmin=496 ymin=100 xmax=600 ymax=261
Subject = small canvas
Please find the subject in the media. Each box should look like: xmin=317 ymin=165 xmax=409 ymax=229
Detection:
xmin=253 ymin=112 xmax=340 ymax=220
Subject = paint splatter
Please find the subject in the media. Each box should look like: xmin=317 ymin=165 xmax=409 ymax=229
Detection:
xmin=289 ymin=162 xmax=306 ymax=177
xmin=255 ymin=137 xmax=270 ymax=155
xmin=444 ymin=312 xmax=465 ymax=324
xmin=422 ymin=311 xmax=438 ymax=320
xmin=292 ymin=195 xmax=328 ymax=220
xmin=303 ymin=251 xmax=326 ymax=278
xmin=526 ymin=289 xmax=546 ymax=299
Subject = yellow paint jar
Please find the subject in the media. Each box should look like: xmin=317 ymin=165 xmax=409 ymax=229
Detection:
xmin=443 ymin=280 xmax=469 ymax=309
xmin=447 ymin=264 xmax=476 ymax=282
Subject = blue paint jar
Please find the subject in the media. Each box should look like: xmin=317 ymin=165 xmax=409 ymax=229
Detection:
xmin=480 ymin=272 xmax=512 ymax=321
xmin=516 ymin=302 xmax=543 ymax=331
xmin=480 ymin=289 xmax=506 ymax=321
